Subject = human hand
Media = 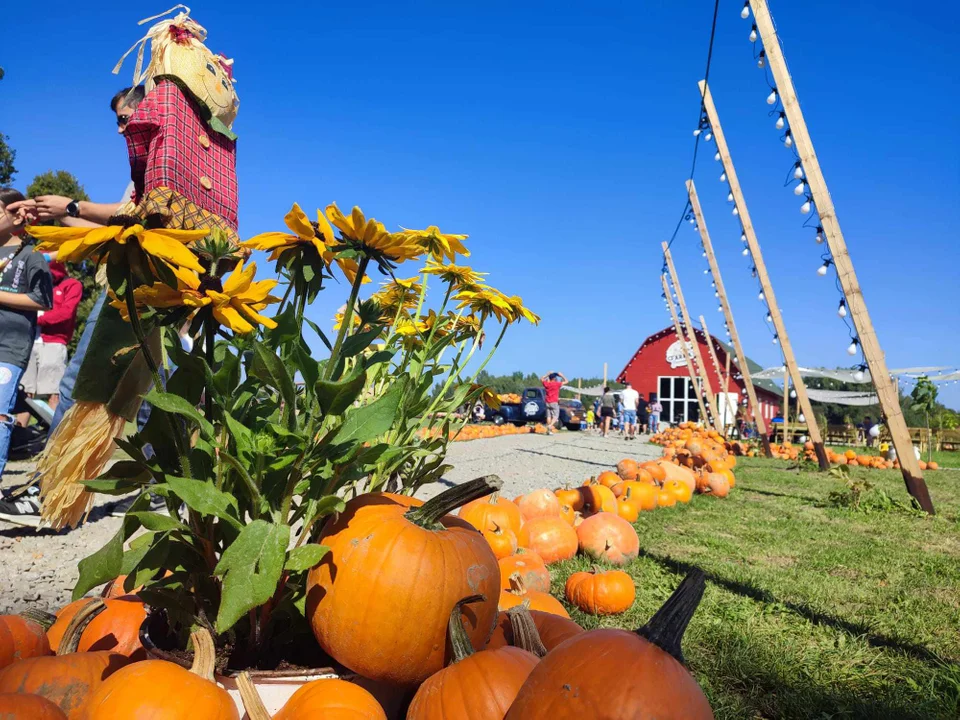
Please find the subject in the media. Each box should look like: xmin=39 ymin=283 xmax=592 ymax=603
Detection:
xmin=32 ymin=195 xmax=73 ymax=221
xmin=4 ymin=199 xmax=38 ymax=225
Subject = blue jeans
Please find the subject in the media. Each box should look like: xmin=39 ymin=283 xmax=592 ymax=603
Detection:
xmin=0 ymin=362 xmax=25 ymax=479
xmin=50 ymin=290 xmax=152 ymax=437
xmin=623 ymin=409 xmax=637 ymax=425
xmin=649 ymin=415 xmax=659 ymax=434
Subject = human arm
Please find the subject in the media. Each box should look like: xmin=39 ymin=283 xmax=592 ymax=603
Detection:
xmin=11 ymin=196 xmax=123 ymax=224
xmin=60 ymin=216 xmax=103 ymax=228
xmin=556 ymin=372 xmax=567 ymax=383
xmin=0 ymin=289 xmax=49 ymax=311
xmin=38 ymin=279 xmax=83 ymax=326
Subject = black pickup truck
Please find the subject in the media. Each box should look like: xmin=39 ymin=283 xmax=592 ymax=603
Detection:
xmin=484 ymin=387 xmax=584 ymax=430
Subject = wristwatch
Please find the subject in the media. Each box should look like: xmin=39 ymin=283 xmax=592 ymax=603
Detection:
xmin=66 ymin=200 xmax=81 ymax=218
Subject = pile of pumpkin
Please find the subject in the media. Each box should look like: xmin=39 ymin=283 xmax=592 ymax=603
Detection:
xmin=652 ymin=423 xmax=758 ymax=458
xmin=805 ymin=444 xmax=940 ymax=471
xmin=419 ymin=422 xmax=548 ymax=443
xmin=0 ymin=474 xmax=716 ymax=719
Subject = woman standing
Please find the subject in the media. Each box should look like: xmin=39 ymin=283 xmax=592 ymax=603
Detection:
xmin=599 ymin=386 xmax=616 ymax=438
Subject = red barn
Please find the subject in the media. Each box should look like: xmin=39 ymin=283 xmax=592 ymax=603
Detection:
xmin=616 ymin=326 xmax=782 ymax=426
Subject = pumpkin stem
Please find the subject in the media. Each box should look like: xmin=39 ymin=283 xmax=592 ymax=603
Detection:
xmin=448 ymin=594 xmax=486 ymax=664
xmin=507 ymin=601 xmax=547 ymax=658
xmin=236 ymin=671 xmax=271 ymax=720
xmin=20 ymin=608 xmax=57 ymax=631
xmin=488 ymin=491 xmax=501 ymax=504
xmin=188 ymin=627 xmax=218 ymax=682
xmin=58 ymin=599 xmax=107 ymax=655
xmin=636 ymin=569 xmax=706 ymax=665
xmin=507 ymin=572 xmax=527 ymax=596
xmin=406 ymin=475 xmax=502 ymax=528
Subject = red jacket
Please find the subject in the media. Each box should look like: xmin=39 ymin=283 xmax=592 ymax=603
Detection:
xmin=37 ymin=262 xmax=83 ymax=345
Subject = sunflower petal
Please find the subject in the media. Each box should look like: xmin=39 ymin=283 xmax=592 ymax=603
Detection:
xmin=284 ymin=203 xmax=316 ymax=240
xmin=213 ymin=304 xmax=255 ymax=333
xmin=138 ymin=231 xmax=205 ymax=272
xmin=241 ymin=232 xmax=298 ymax=251
xmin=222 ymin=261 xmax=256 ymax=296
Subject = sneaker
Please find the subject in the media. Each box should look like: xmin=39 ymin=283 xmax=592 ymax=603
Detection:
xmin=109 ymin=492 xmax=168 ymax=517
xmin=0 ymin=487 xmax=42 ymax=528
xmin=0 ymin=482 xmax=39 ymax=501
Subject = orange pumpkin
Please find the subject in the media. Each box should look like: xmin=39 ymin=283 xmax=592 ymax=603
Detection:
xmin=407 ymin=596 xmax=539 ymax=720
xmin=0 ymin=601 xmax=128 ymax=719
xmin=483 ymin=524 xmax=519 ymax=560
xmin=499 ymin=576 xmax=570 ymax=619
xmin=640 ymin=462 xmax=666 ymax=484
xmin=499 ymin=550 xmax=551 ymax=594
xmin=516 ymin=489 xmax=561 ymax=521
xmin=85 ymin=628 xmax=237 ymax=720
xmin=47 ymin=596 xmax=147 ymax=661
xmin=486 ymin=607 xmax=584 ymax=652
xmin=554 ymin=487 xmax=583 ymax=511
xmin=558 ymin=503 xmax=576 ymax=526
xmin=635 ymin=467 xmax=654 ymax=484
xmin=616 ymin=459 xmax=639 ymax=480
xmin=0 ymin=611 xmax=52 ymax=670
xmin=505 ymin=572 xmax=713 ymax=719
xmin=720 ymin=468 xmax=736 ymax=488
xmin=565 ymin=568 xmax=636 ymax=615
xmin=306 ymin=476 xmax=501 ymax=685
xmin=706 ymin=473 xmax=730 ymax=498
xmin=517 ymin=517 xmax=578 ymax=565
xmin=0 ymin=693 xmax=67 ymax=719
xmin=597 ymin=470 xmax=622 ymax=489
xmin=459 ymin=492 xmax=523 ymax=536
xmin=664 ymin=479 xmax=692 ymax=504
xmin=624 ymin=484 xmax=657 ymax=512
xmin=656 ymin=490 xmax=677 ymax=508
xmin=237 ymin=673 xmax=385 ymax=720
xmin=576 ymin=512 xmax=640 ymax=566
xmin=578 ymin=484 xmax=618 ymax=515
xmin=616 ymin=497 xmax=640 ymax=522
xmin=928 ymin=461 xmax=939 ymax=470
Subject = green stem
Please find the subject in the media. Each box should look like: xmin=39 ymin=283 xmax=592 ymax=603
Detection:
xmin=467 ymin=321 xmax=509 ymax=384
xmin=506 ymin=602 xmax=548 ymax=658
xmin=324 ymin=256 xmax=370 ymax=381
xmin=204 ymin=317 xmax=215 ymax=422
xmin=405 ymin=474 xmax=501 ymax=528
xmin=447 ymin=594 xmax=486 ymax=664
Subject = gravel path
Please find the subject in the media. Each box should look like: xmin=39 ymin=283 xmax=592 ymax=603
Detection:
xmin=0 ymin=430 xmax=659 ymax=614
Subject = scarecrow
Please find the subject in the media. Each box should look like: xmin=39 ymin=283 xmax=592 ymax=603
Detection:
xmin=32 ymin=6 xmax=241 ymax=528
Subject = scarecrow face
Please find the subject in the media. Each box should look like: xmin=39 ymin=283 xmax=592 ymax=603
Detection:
xmin=166 ymin=41 xmax=239 ymax=129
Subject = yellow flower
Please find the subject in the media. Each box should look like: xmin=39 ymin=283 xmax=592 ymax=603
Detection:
xmin=397 ymin=226 xmax=469 ymax=264
xmin=395 ymin=315 xmax=427 ymax=337
xmin=454 ymin=287 xmax=513 ymax=323
xmin=325 ymin=203 xmax=422 ymax=263
xmin=473 ymin=385 xmax=501 ymax=410
xmin=28 ymin=224 xmax=207 ymax=273
xmin=242 ymin=204 xmax=368 ymax=285
xmin=378 ymin=275 xmax=423 ymax=307
xmin=503 ymin=295 xmax=540 ymax=325
xmin=109 ymin=262 xmax=280 ymax=334
xmin=422 ymin=260 xmax=485 ymax=289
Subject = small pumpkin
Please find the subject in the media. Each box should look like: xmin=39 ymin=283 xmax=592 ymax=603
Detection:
xmin=517 ymin=516 xmax=578 ymax=565
xmin=554 ymin=487 xmax=583 ymax=512
xmin=499 ymin=575 xmax=570 ymax=619
xmin=0 ymin=600 xmax=128 ymax=719
xmin=578 ymin=484 xmax=617 ymax=515
xmin=516 ymin=489 xmax=561 ymax=521
xmin=486 ymin=603 xmax=584 ymax=652
xmin=656 ymin=489 xmax=677 ymax=508
xmin=664 ymin=479 xmax=693 ymax=504
xmin=558 ymin=503 xmax=576 ymax=526
xmin=576 ymin=512 xmax=640 ymax=566
xmin=0 ymin=610 xmax=53 ymax=670
xmin=705 ymin=473 xmax=730 ymax=498
xmin=237 ymin=670 xmax=385 ymax=720
xmin=597 ymin=470 xmax=622 ymax=489
xmin=483 ymin=523 xmax=519 ymax=560
xmin=47 ymin=596 xmax=147 ymax=661
xmin=499 ymin=549 xmax=551 ymax=594
xmin=505 ymin=571 xmax=714 ymax=719
xmin=616 ymin=459 xmax=639 ymax=480
xmin=640 ymin=461 xmax=666 ymax=484
xmin=84 ymin=627 xmax=237 ymax=719
xmin=407 ymin=595 xmax=540 ymax=719
xmin=565 ymin=568 xmax=636 ymax=615
xmin=616 ymin=497 xmax=640 ymax=522
xmin=0 ymin=693 xmax=67 ymax=720
xmin=614 ymin=482 xmax=657 ymax=511
xmin=459 ymin=492 xmax=522 ymax=536
xmin=306 ymin=476 xmax=501 ymax=685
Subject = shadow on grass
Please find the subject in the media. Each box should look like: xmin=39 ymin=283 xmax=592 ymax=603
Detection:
xmin=640 ymin=548 xmax=955 ymax=667
xmin=739 ymin=486 xmax=821 ymax=504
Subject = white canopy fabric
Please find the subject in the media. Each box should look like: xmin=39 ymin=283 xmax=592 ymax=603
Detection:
xmin=564 ymin=385 xmax=607 ymax=397
xmin=805 ymin=389 xmax=879 ymax=406
xmin=751 ymin=366 xmax=955 ymax=384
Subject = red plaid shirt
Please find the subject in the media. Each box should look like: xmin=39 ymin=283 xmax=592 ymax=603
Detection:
xmin=125 ymin=80 xmax=238 ymax=230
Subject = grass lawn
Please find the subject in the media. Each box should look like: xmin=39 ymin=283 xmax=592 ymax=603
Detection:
xmin=549 ymin=457 xmax=960 ymax=719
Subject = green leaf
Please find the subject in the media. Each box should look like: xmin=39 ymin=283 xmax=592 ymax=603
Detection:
xmin=145 ymin=389 xmax=215 ymax=439
xmin=74 ymin=529 xmax=124 ymax=600
xmin=120 ymin=532 xmax=155 ymax=576
xmin=127 ymin=531 xmax=172 ymax=589
xmin=82 ymin=474 xmax=152 ymax=495
xmin=251 ymin=342 xmax=297 ymax=429
xmin=155 ymin=476 xmax=242 ymax=530
xmin=341 ymin=326 xmax=383 ymax=359
xmin=333 ymin=379 xmax=405 ymax=446
xmin=214 ymin=520 xmax=290 ymax=632
xmin=223 ymin=411 xmax=255 ymax=460
xmin=292 ymin=342 xmax=320 ymax=391
xmin=128 ymin=511 xmax=189 ymax=533
xmin=364 ymin=350 xmax=395 ymax=369
xmin=284 ymin=545 xmax=329 ymax=571
xmin=303 ymin=318 xmax=332 ymax=351
xmin=315 ymin=368 xmax=367 ymax=417
xmin=213 ymin=350 xmax=241 ymax=398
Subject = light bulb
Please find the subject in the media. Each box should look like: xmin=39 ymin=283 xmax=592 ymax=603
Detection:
xmin=693 ymin=128 xmax=702 ymax=137
xmin=710 ymin=281 xmax=716 ymax=287
xmin=720 ymin=172 xmax=727 ymax=182
xmin=689 ymin=217 xmax=696 ymax=224
xmin=702 ymin=251 xmax=707 ymax=257
xmin=767 ymin=90 xmax=778 ymax=105
xmin=838 ymin=301 xmax=847 ymax=318
xmin=815 ymin=229 xmax=824 ymax=244
xmin=766 ymin=313 xmax=772 ymax=322
xmin=853 ymin=370 xmax=865 ymax=382
xmin=794 ymin=181 xmax=806 ymax=196
xmin=775 ymin=114 xmax=785 ymax=130
xmin=798 ymin=414 xmax=806 ymax=423
xmin=790 ymin=389 xmax=797 ymax=398
xmin=715 ymin=152 xmax=721 ymax=161
xmin=741 ymin=233 xmax=747 ymax=242
xmin=794 ymin=164 xmax=804 ymax=179
xmin=750 ymin=26 xmax=758 ymax=42
xmin=742 ymin=247 xmax=749 ymax=256
xmin=733 ymin=206 xmax=739 ymax=216
xmin=847 ymin=341 xmax=858 ymax=356
xmin=772 ymin=336 xmax=778 ymax=344
xmin=758 ymin=291 xmax=765 ymax=300
xmin=801 ymin=200 xmax=812 ymax=214
xmin=757 ymin=52 xmax=766 ymax=69
xmin=784 ymin=134 xmax=794 ymax=148
xmin=704 ymin=132 xmax=713 ymax=141
xmin=715 ymin=291 xmax=720 ymax=298
xmin=817 ymin=263 xmax=828 ymax=276
xmin=703 ymin=269 xmax=709 ymax=274
xmin=717 ymin=306 xmax=723 ymax=312
xmin=728 ymin=192 xmax=734 ymax=202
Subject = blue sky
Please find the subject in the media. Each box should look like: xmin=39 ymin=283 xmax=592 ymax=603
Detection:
xmin=3 ymin=1 xmax=958 ymax=407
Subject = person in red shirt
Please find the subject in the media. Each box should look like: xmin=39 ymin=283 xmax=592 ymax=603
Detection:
xmin=540 ymin=371 xmax=567 ymax=435
xmin=20 ymin=261 xmax=82 ymax=413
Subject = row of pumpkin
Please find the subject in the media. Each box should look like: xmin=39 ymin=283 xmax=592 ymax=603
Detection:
xmin=0 ymin=471 xmax=716 ymax=719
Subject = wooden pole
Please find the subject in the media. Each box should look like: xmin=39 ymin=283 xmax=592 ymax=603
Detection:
xmin=603 ymin=363 xmax=608 ymax=387
xmin=577 ymin=377 xmax=582 ymax=401
xmin=783 ymin=367 xmax=790 ymax=445
xmin=697 ymin=80 xmax=829 ymax=469
xmin=699 ymin=314 xmax=730 ymax=429
xmin=662 ymin=274 xmax=709 ymax=426
xmin=750 ymin=0 xmax=934 ymax=513
xmin=662 ymin=243 xmax=724 ymax=434
xmin=685 ymin=182 xmax=772 ymax=458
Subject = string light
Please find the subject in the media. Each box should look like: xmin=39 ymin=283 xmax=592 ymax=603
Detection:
xmin=704 ymin=131 xmax=713 ymax=141
xmin=790 ymin=389 xmax=797 ymax=398
xmin=741 ymin=232 xmax=747 ymax=242
xmin=741 ymin=1 xmax=750 ymax=19
xmin=847 ymin=338 xmax=860 ymax=356
xmin=727 ymin=192 xmax=734 ymax=202
xmin=772 ymin=334 xmax=779 ymax=344
xmin=749 ymin=24 xmax=758 ymax=42
xmin=794 ymin=163 xmax=804 ymax=180
xmin=798 ymin=413 xmax=806 ymax=423
xmin=776 ymin=112 xmax=786 ymax=130
xmin=815 ymin=226 xmax=825 ymax=244
xmin=793 ymin=181 xmax=806 ymax=196
xmin=767 ymin=90 xmax=778 ymax=105
xmin=766 ymin=313 xmax=772 ymax=322
xmin=800 ymin=198 xmax=812 ymax=214
xmin=742 ymin=247 xmax=749 ymax=256
xmin=817 ymin=259 xmax=833 ymax=275
xmin=853 ymin=367 xmax=865 ymax=382
xmin=732 ymin=206 xmax=740 ymax=215
xmin=758 ymin=291 xmax=765 ymax=301
xmin=715 ymin=152 xmax=721 ymax=161
xmin=693 ymin=128 xmax=702 ymax=137
xmin=837 ymin=299 xmax=847 ymax=318
xmin=784 ymin=130 xmax=794 ymax=148
xmin=757 ymin=50 xmax=766 ymax=68
xmin=720 ymin=172 xmax=727 ymax=182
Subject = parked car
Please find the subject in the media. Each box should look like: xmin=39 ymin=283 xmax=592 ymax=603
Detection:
xmin=484 ymin=387 xmax=583 ymax=430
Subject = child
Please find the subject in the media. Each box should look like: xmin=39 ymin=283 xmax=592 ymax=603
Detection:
xmin=585 ymin=407 xmax=595 ymax=430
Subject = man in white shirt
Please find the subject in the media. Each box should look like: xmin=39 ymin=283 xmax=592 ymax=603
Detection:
xmin=621 ymin=381 xmax=640 ymax=440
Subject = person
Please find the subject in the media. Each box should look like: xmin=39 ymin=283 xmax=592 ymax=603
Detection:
xmin=862 ymin=416 xmax=875 ymax=448
xmin=0 ymin=189 xmax=53 ymax=511
xmin=599 ymin=386 xmax=616 ymax=438
xmin=18 ymin=262 xmax=82 ymax=415
xmin=540 ymin=371 xmax=567 ymax=435
xmin=621 ymin=381 xmax=639 ymax=440
xmin=585 ymin=406 xmax=595 ymax=429
xmin=648 ymin=393 xmax=662 ymax=434
xmin=637 ymin=392 xmax=650 ymax=436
